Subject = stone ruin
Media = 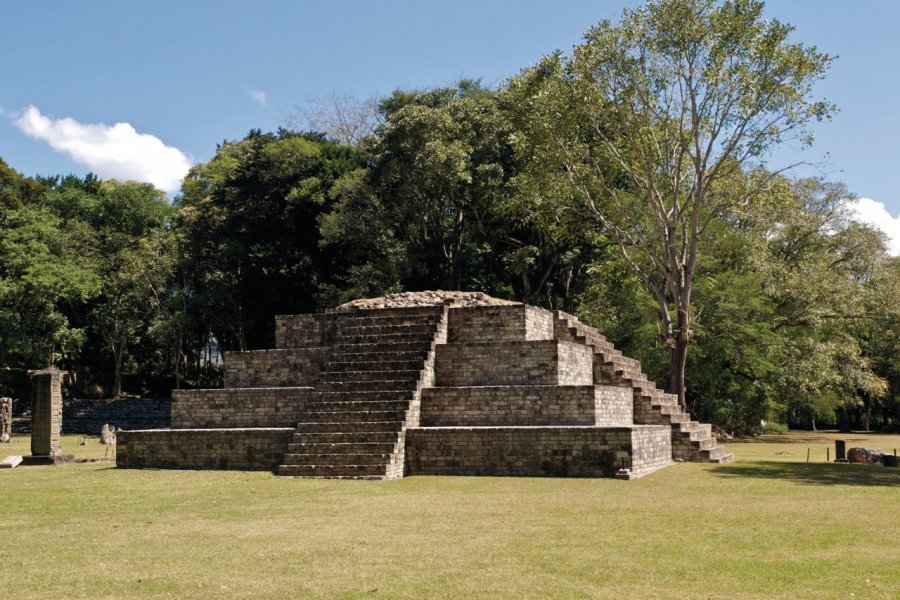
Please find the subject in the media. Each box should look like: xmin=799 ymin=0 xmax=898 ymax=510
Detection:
xmin=117 ymin=292 xmax=732 ymax=479
xmin=0 ymin=397 xmax=11 ymax=443
xmin=100 ymin=423 xmax=116 ymax=445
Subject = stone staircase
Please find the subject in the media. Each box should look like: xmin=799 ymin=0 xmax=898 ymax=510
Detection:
xmin=553 ymin=311 xmax=733 ymax=463
xmin=278 ymin=306 xmax=447 ymax=479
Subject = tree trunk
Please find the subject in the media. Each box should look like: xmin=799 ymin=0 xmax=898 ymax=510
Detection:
xmin=670 ymin=338 xmax=689 ymax=410
xmin=113 ymin=342 xmax=125 ymax=398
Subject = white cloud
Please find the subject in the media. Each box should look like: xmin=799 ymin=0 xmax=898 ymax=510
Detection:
xmin=12 ymin=105 xmax=192 ymax=193
xmin=250 ymin=90 xmax=267 ymax=106
xmin=848 ymin=197 xmax=900 ymax=256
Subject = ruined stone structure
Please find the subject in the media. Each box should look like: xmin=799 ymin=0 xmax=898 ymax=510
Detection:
xmin=118 ymin=294 xmax=732 ymax=479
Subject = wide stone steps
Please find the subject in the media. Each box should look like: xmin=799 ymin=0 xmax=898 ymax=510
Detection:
xmin=294 ymin=420 xmax=405 ymax=433
xmin=316 ymin=379 xmax=419 ymax=392
xmin=330 ymin=306 xmax=444 ymax=319
xmin=338 ymin=315 xmax=442 ymax=328
xmin=319 ymin=369 xmax=422 ymax=382
xmin=684 ymin=436 xmax=719 ymax=450
xmin=278 ymin=463 xmax=388 ymax=478
xmin=321 ymin=359 xmax=425 ymax=372
xmin=675 ymin=421 xmax=712 ymax=437
xmin=302 ymin=399 xmax=412 ymax=413
xmin=696 ymin=446 xmax=734 ymax=462
xmin=293 ymin=431 xmax=401 ymax=444
xmin=338 ymin=332 xmax=438 ymax=345
xmin=295 ymin=409 xmax=412 ymax=423
xmin=658 ymin=410 xmax=690 ymax=423
xmin=282 ymin=452 xmax=393 ymax=466
xmin=328 ymin=341 xmax=433 ymax=355
xmin=288 ymin=441 xmax=396 ymax=454
xmin=338 ymin=323 xmax=439 ymax=337
xmin=313 ymin=389 xmax=413 ymax=401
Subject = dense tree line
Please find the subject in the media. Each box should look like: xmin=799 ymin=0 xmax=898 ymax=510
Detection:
xmin=1 ymin=0 xmax=897 ymax=433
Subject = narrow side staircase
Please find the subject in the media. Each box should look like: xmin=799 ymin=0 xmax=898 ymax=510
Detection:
xmin=278 ymin=306 xmax=446 ymax=479
xmin=553 ymin=311 xmax=733 ymax=463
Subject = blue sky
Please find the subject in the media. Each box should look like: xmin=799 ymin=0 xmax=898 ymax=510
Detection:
xmin=1 ymin=1 xmax=898 ymax=250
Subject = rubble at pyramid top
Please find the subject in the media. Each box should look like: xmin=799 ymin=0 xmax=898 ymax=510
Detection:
xmin=333 ymin=291 xmax=519 ymax=311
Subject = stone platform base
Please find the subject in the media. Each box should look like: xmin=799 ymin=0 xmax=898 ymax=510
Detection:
xmin=20 ymin=454 xmax=75 ymax=466
xmin=404 ymin=425 xmax=671 ymax=479
xmin=116 ymin=428 xmax=293 ymax=471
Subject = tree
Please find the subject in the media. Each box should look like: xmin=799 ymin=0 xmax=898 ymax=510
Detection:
xmin=177 ymin=130 xmax=366 ymax=351
xmin=0 ymin=204 xmax=99 ymax=367
xmin=527 ymin=0 xmax=834 ymax=408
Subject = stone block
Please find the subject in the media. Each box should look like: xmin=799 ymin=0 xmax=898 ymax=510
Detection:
xmin=447 ymin=305 xmax=554 ymax=342
xmin=0 ymin=455 xmax=22 ymax=468
xmin=434 ymin=340 xmax=592 ymax=386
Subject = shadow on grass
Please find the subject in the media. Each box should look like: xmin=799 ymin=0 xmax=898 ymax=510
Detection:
xmin=713 ymin=461 xmax=900 ymax=487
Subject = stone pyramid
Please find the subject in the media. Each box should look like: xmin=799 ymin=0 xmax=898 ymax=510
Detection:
xmin=117 ymin=292 xmax=732 ymax=479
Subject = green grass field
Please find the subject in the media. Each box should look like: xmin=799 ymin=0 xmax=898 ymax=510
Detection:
xmin=1 ymin=432 xmax=898 ymax=599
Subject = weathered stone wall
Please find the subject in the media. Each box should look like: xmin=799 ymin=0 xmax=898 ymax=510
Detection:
xmin=557 ymin=342 xmax=594 ymax=385
xmin=447 ymin=305 xmax=554 ymax=342
xmin=171 ymin=388 xmax=315 ymax=428
xmin=63 ymin=397 xmax=171 ymax=434
xmin=224 ymin=348 xmax=326 ymax=388
xmin=594 ymin=387 xmax=634 ymax=424
xmin=630 ymin=426 xmax=674 ymax=476
xmin=405 ymin=426 xmax=669 ymax=477
xmin=117 ymin=428 xmax=293 ymax=471
xmin=275 ymin=313 xmax=338 ymax=349
xmin=434 ymin=340 xmax=592 ymax=387
xmin=421 ymin=385 xmax=597 ymax=426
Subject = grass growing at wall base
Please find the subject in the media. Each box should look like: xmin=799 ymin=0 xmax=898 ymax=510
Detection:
xmin=0 ymin=432 xmax=898 ymax=599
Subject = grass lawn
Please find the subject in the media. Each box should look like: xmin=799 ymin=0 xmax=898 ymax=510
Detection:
xmin=1 ymin=431 xmax=898 ymax=599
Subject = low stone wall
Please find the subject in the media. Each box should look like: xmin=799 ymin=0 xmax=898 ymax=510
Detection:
xmin=420 ymin=385 xmax=630 ymax=426
xmin=171 ymin=388 xmax=314 ymax=428
xmin=117 ymin=428 xmax=293 ymax=471
xmin=447 ymin=305 xmax=554 ymax=342
xmin=63 ymin=397 xmax=172 ymax=434
xmin=224 ymin=348 xmax=326 ymax=388
xmin=435 ymin=340 xmax=592 ymax=387
xmin=404 ymin=425 xmax=671 ymax=478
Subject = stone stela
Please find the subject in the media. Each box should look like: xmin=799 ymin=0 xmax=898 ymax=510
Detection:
xmin=25 ymin=368 xmax=74 ymax=466
xmin=0 ymin=396 xmax=11 ymax=443
xmin=117 ymin=293 xmax=733 ymax=479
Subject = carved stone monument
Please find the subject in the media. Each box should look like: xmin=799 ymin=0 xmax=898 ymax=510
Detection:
xmin=25 ymin=368 xmax=73 ymax=465
xmin=0 ymin=396 xmax=11 ymax=443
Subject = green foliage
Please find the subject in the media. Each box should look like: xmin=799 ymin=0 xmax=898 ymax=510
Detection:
xmin=0 ymin=203 xmax=100 ymax=367
xmin=177 ymin=129 xmax=366 ymax=350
